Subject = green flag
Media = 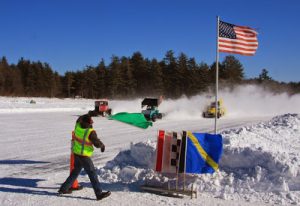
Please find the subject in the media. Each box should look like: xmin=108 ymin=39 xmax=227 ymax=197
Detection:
xmin=109 ymin=112 xmax=153 ymax=129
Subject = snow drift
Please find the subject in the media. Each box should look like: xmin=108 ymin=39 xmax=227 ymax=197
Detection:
xmin=98 ymin=114 xmax=300 ymax=205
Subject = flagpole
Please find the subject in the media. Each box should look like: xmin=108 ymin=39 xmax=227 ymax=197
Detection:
xmin=214 ymin=16 xmax=220 ymax=134
xmin=183 ymin=132 xmax=187 ymax=191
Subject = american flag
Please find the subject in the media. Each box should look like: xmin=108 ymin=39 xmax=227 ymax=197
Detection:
xmin=218 ymin=20 xmax=258 ymax=56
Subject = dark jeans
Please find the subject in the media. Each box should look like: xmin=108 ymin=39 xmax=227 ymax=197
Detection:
xmin=60 ymin=154 xmax=102 ymax=196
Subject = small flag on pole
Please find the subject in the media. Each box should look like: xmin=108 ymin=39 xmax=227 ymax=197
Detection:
xmin=182 ymin=131 xmax=223 ymax=174
xmin=218 ymin=20 xmax=258 ymax=56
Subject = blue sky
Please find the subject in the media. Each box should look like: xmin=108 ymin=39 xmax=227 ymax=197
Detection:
xmin=0 ymin=0 xmax=299 ymax=82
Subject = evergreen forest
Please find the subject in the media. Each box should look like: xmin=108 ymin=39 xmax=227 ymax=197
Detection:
xmin=0 ymin=50 xmax=299 ymax=99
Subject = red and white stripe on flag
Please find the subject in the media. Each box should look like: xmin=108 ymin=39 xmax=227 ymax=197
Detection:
xmin=155 ymin=130 xmax=165 ymax=172
xmin=218 ymin=20 xmax=258 ymax=56
xmin=155 ymin=130 xmax=179 ymax=173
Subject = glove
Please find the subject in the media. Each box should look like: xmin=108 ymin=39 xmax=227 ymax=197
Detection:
xmin=101 ymin=145 xmax=105 ymax=153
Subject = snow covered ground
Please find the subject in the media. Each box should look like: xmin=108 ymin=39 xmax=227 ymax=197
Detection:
xmin=0 ymin=86 xmax=300 ymax=206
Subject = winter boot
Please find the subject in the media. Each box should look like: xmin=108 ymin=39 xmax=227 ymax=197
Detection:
xmin=96 ymin=191 xmax=111 ymax=200
xmin=58 ymin=189 xmax=72 ymax=195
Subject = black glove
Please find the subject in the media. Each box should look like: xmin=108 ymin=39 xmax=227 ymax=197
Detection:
xmin=101 ymin=145 xmax=105 ymax=153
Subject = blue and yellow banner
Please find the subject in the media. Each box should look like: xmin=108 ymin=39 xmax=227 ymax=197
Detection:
xmin=185 ymin=132 xmax=223 ymax=174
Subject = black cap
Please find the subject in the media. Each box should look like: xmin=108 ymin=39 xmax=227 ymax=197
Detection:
xmin=80 ymin=114 xmax=92 ymax=124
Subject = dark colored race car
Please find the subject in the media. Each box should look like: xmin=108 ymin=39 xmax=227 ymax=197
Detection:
xmin=88 ymin=99 xmax=112 ymax=117
xmin=141 ymin=98 xmax=163 ymax=122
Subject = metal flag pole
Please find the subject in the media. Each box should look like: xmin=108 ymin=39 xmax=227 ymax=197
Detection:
xmin=214 ymin=16 xmax=220 ymax=134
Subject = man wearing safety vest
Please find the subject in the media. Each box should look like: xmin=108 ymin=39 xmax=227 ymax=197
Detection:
xmin=58 ymin=114 xmax=111 ymax=200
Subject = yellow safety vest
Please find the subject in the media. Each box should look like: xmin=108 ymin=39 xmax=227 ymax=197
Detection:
xmin=72 ymin=123 xmax=94 ymax=157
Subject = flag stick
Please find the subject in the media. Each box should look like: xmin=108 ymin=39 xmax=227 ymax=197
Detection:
xmin=176 ymin=133 xmax=180 ymax=191
xmin=176 ymin=131 xmax=184 ymax=191
xmin=176 ymin=166 xmax=179 ymax=190
xmin=183 ymin=132 xmax=187 ymax=191
xmin=183 ymin=173 xmax=186 ymax=191
xmin=214 ymin=16 xmax=220 ymax=134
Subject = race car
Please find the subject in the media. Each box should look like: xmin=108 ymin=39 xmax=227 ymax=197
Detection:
xmin=202 ymin=99 xmax=226 ymax=118
xmin=141 ymin=98 xmax=163 ymax=122
xmin=88 ymin=99 xmax=112 ymax=117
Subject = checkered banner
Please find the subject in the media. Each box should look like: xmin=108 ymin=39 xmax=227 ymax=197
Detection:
xmin=155 ymin=130 xmax=223 ymax=174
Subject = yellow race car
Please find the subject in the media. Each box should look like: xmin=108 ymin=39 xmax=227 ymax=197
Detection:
xmin=202 ymin=99 xmax=226 ymax=118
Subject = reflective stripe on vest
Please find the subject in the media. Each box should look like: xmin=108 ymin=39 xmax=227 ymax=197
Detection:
xmin=73 ymin=135 xmax=93 ymax=146
xmin=72 ymin=123 xmax=94 ymax=157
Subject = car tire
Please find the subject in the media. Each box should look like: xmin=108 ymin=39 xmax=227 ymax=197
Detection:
xmin=157 ymin=113 xmax=162 ymax=119
xmin=152 ymin=115 xmax=157 ymax=122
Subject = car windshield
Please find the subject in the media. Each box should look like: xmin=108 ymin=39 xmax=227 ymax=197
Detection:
xmin=210 ymin=101 xmax=221 ymax=107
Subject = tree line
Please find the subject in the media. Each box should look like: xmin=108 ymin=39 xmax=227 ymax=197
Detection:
xmin=0 ymin=51 xmax=299 ymax=99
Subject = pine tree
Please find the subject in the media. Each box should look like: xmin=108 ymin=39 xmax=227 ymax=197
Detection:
xmin=0 ymin=57 xmax=9 ymax=95
xmin=258 ymin=68 xmax=272 ymax=81
xmin=175 ymin=53 xmax=189 ymax=97
xmin=221 ymin=55 xmax=244 ymax=83
xmin=73 ymin=71 xmax=84 ymax=98
xmin=63 ymin=72 xmax=75 ymax=97
xmin=209 ymin=62 xmax=222 ymax=85
xmin=198 ymin=62 xmax=210 ymax=92
xmin=149 ymin=59 xmax=164 ymax=96
xmin=83 ymin=66 xmax=98 ymax=98
xmin=17 ymin=58 xmax=31 ymax=95
xmin=109 ymin=56 xmax=123 ymax=98
xmin=9 ymin=65 xmax=24 ymax=96
xmin=130 ymin=52 xmax=148 ymax=96
xmin=162 ymin=50 xmax=177 ymax=97
xmin=95 ymin=59 xmax=108 ymax=98
xmin=120 ymin=57 xmax=136 ymax=98
xmin=52 ymin=72 xmax=62 ymax=97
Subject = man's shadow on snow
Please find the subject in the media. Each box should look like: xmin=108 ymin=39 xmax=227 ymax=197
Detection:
xmin=0 ymin=159 xmax=49 ymax=165
xmin=0 ymin=177 xmax=95 ymax=201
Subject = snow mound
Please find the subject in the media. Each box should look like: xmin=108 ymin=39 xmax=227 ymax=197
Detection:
xmin=98 ymin=141 xmax=159 ymax=184
xmin=221 ymin=113 xmax=300 ymax=181
xmin=98 ymin=113 xmax=300 ymax=205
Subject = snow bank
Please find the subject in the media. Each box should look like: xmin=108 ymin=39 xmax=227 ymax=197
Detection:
xmin=98 ymin=114 xmax=300 ymax=205
xmin=98 ymin=141 xmax=158 ymax=184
